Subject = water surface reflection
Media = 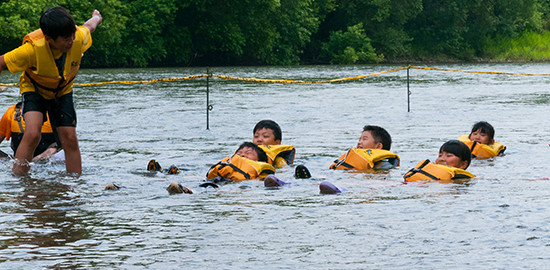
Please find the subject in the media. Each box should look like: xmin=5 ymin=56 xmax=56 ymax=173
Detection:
xmin=0 ymin=64 xmax=548 ymax=268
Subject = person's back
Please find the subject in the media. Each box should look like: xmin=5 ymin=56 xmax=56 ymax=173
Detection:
xmin=0 ymin=103 xmax=60 ymax=159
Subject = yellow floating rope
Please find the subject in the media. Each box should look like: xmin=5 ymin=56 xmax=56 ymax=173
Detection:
xmin=1 ymin=66 xmax=550 ymax=87
xmin=408 ymin=66 xmax=550 ymax=76
xmin=74 ymin=74 xmax=210 ymax=86
xmin=211 ymin=67 xmax=408 ymax=84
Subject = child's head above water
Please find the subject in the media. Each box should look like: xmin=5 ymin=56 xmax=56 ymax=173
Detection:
xmin=357 ymin=125 xmax=392 ymax=150
xmin=435 ymin=140 xmax=471 ymax=169
xmin=253 ymin=120 xmax=282 ymax=145
xmin=469 ymin=121 xmax=495 ymax=145
xmin=235 ymin=142 xmax=268 ymax=162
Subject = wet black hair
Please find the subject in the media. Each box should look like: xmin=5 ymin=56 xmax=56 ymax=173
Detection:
xmin=40 ymin=6 xmax=76 ymax=40
xmin=439 ymin=140 xmax=472 ymax=169
xmin=253 ymin=120 xmax=282 ymax=142
xmin=363 ymin=125 xmax=392 ymax=150
xmin=470 ymin=121 xmax=495 ymax=140
xmin=236 ymin=142 xmax=268 ymax=163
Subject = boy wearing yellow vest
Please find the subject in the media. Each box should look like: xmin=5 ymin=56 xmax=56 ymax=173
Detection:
xmin=330 ymin=125 xmax=400 ymax=171
xmin=0 ymin=7 xmax=102 ymax=175
xmin=252 ymin=119 xmax=296 ymax=168
xmin=321 ymin=125 xmax=400 ymax=194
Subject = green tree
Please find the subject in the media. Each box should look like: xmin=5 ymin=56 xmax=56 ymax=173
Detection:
xmin=407 ymin=0 xmax=473 ymax=59
xmin=0 ymin=0 xmax=46 ymax=50
xmin=180 ymin=0 xmax=323 ymax=65
xmin=339 ymin=0 xmax=423 ymax=58
xmin=322 ymin=23 xmax=383 ymax=64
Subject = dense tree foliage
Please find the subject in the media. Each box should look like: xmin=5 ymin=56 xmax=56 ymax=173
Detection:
xmin=1 ymin=0 xmax=549 ymax=67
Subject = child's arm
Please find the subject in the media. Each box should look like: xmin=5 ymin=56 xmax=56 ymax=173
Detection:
xmin=31 ymin=147 xmax=58 ymax=162
xmin=0 ymin=55 xmax=6 ymax=75
xmin=83 ymin=10 xmax=102 ymax=33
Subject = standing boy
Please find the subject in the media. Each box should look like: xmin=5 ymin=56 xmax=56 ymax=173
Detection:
xmin=0 ymin=7 xmax=102 ymax=175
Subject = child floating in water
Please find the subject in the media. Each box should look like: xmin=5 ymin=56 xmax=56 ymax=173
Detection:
xmin=330 ymin=125 xmax=400 ymax=170
xmin=252 ymin=119 xmax=295 ymax=168
xmin=321 ymin=125 xmax=399 ymax=194
xmin=457 ymin=121 xmax=506 ymax=158
xmin=403 ymin=140 xmax=475 ymax=183
xmin=165 ymin=142 xmax=279 ymax=194
xmin=205 ymin=141 xmax=275 ymax=183
xmin=107 ymin=142 xmax=277 ymax=193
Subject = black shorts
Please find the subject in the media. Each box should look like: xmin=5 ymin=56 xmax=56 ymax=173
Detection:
xmin=22 ymin=92 xmax=77 ymax=128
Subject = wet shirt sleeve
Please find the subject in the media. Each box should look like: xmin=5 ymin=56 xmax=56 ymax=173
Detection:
xmin=77 ymin=26 xmax=92 ymax=53
xmin=3 ymin=43 xmax=35 ymax=73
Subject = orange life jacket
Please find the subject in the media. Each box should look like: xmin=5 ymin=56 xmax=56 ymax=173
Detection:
xmin=457 ymin=134 xmax=506 ymax=158
xmin=206 ymin=154 xmax=275 ymax=182
xmin=403 ymin=159 xmax=475 ymax=183
xmin=330 ymin=148 xmax=400 ymax=170
xmin=258 ymin=144 xmax=295 ymax=168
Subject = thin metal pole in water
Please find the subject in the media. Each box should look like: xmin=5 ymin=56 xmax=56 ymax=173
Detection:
xmin=407 ymin=65 xmax=411 ymax=112
xmin=206 ymin=67 xmax=210 ymax=130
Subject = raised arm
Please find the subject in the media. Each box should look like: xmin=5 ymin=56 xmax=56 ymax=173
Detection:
xmin=0 ymin=55 xmax=6 ymax=75
xmin=83 ymin=10 xmax=102 ymax=33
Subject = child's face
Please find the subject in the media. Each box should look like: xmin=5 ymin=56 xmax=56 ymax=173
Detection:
xmin=469 ymin=129 xmax=493 ymax=145
xmin=253 ymin=128 xmax=280 ymax=145
xmin=46 ymin=33 xmax=76 ymax=53
xmin=356 ymin=131 xmax=383 ymax=149
xmin=235 ymin=146 xmax=258 ymax=161
xmin=436 ymin=151 xmax=468 ymax=169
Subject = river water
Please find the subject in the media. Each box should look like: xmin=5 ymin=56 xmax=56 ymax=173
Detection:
xmin=0 ymin=64 xmax=549 ymax=269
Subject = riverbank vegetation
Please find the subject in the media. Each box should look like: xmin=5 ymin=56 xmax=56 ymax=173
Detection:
xmin=2 ymin=0 xmax=550 ymax=67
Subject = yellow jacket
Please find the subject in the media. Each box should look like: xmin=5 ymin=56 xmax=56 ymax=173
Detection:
xmin=258 ymin=144 xmax=295 ymax=168
xmin=403 ymin=159 xmax=475 ymax=183
xmin=457 ymin=134 xmax=506 ymax=158
xmin=206 ymin=154 xmax=275 ymax=182
xmin=330 ymin=148 xmax=400 ymax=170
xmin=0 ymin=103 xmax=57 ymax=156
xmin=12 ymin=27 xmax=91 ymax=99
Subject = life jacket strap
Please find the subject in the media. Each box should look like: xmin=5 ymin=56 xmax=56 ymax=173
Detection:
xmin=14 ymin=103 xmax=24 ymax=134
xmin=332 ymin=150 xmax=353 ymax=169
xmin=207 ymin=161 xmax=251 ymax=180
xmin=404 ymin=159 xmax=439 ymax=180
xmin=24 ymin=70 xmax=75 ymax=93
xmin=469 ymin=141 xmax=479 ymax=158
xmin=332 ymin=159 xmax=354 ymax=169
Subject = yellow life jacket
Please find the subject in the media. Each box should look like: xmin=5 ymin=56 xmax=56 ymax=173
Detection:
xmin=6 ymin=103 xmax=57 ymax=156
xmin=403 ymin=159 xmax=475 ymax=183
xmin=10 ymin=103 xmax=54 ymax=134
xmin=258 ymin=144 xmax=295 ymax=168
xmin=206 ymin=154 xmax=276 ymax=182
xmin=329 ymin=148 xmax=400 ymax=170
xmin=21 ymin=29 xmax=84 ymax=99
xmin=457 ymin=134 xmax=506 ymax=158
